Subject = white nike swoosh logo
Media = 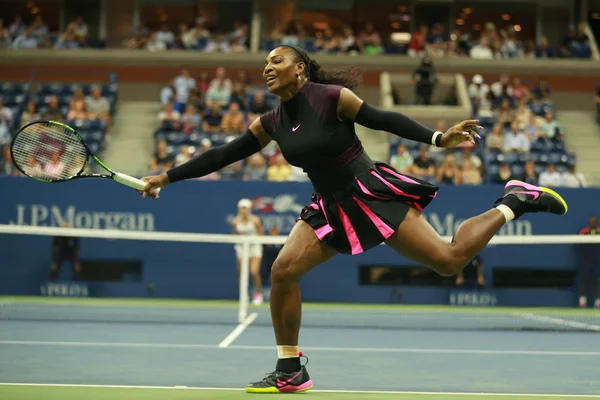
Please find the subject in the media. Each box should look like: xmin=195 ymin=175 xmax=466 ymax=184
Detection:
xmin=292 ymin=124 xmax=301 ymax=132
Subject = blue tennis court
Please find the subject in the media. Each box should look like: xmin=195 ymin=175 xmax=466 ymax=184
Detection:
xmin=1 ymin=297 xmax=599 ymax=398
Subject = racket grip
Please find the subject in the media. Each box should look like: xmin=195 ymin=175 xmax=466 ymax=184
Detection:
xmin=113 ymin=172 xmax=161 ymax=194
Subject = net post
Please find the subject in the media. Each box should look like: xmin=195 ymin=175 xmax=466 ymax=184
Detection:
xmin=238 ymin=237 xmax=250 ymax=323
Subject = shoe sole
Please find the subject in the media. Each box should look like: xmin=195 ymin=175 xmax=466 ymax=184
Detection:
xmin=245 ymin=384 xmax=313 ymax=394
xmin=506 ymin=180 xmax=569 ymax=215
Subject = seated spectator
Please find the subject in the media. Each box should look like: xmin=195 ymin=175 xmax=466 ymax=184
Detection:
xmin=468 ymin=74 xmax=490 ymax=104
xmin=42 ymin=96 xmax=65 ymax=122
xmin=485 ymin=123 xmax=505 ymax=150
xmin=491 ymin=162 xmax=514 ymax=184
xmin=538 ymin=163 xmax=561 ymax=187
xmin=12 ymin=27 xmax=38 ymax=49
xmin=521 ymin=160 xmax=538 ymax=185
xmin=181 ymin=104 xmax=202 ymax=133
xmin=0 ymin=19 xmax=10 ymax=48
xmin=54 ymin=26 xmax=81 ymax=49
xmin=175 ymin=145 xmax=193 ymax=167
xmin=389 ymin=144 xmax=413 ymax=174
xmin=0 ymin=99 xmax=13 ymax=147
xmin=1 ymin=145 xmax=18 ymax=175
xmin=70 ymin=88 xmax=86 ymax=110
xmin=494 ymin=99 xmax=515 ymax=128
xmin=146 ymin=32 xmax=166 ymax=51
xmin=407 ymin=25 xmax=428 ymax=57
xmin=340 ymin=26 xmax=361 ymax=54
xmin=231 ymin=37 xmax=246 ymax=53
xmin=203 ymin=102 xmax=224 ymax=133
xmin=535 ymin=38 xmax=556 ymax=58
xmin=504 ymin=121 xmax=530 ymax=153
xmin=158 ymin=103 xmax=181 ymax=123
xmin=462 ymin=159 xmax=482 ymax=185
xmin=491 ymin=74 xmax=512 ymax=98
xmin=230 ymin=82 xmax=248 ymax=110
xmin=493 ymin=84 xmax=516 ymax=109
xmin=315 ymin=28 xmax=341 ymax=53
xmin=561 ymin=165 xmax=587 ymax=188
xmin=125 ymin=21 xmax=150 ymax=49
xmin=279 ymin=19 xmax=305 ymax=47
xmin=198 ymin=138 xmax=212 ymax=154
xmin=470 ymin=37 xmax=493 ymax=59
xmin=20 ymin=102 xmax=39 ymax=127
xmin=522 ymin=40 xmax=536 ymax=59
xmin=457 ymin=147 xmax=482 ymax=171
xmin=453 ymin=167 xmax=464 ymax=185
xmin=30 ymin=15 xmax=49 ymax=38
xmin=156 ymin=23 xmax=175 ymax=48
xmin=358 ymin=23 xmax=383 ymax=55
xmin=267 ymin=153 xmax=292 ymax=182
xmin=220 ymin=160 xmax=243 ymax=180
xmin=538 ymin=111 xmax=563 ymax=142
xmin=514 ymin=101 xmax=532 ymax=131
xmin=71 ymin=16 xmax=88 ymax=42
xmin=436 ymin=154 xmax=457 ymax=185
xmin=511 ymin=77 xmax=530 ymax=104
xmin=476 ymin=91 xmax=495 ymax=123
xmin=8 ymin=16 xmax=26 ymax=39
xmin=187 ymin=93 xmax=203 ymax=113
xmin=529 ymin=93 xmax=552 ymax=118
xmin=182 ymin=20 xmax=210 ymax=49
xmin=410 ymin=146 xmax=436 ymax=181
xmin=244 ymin=153 xmax=267 ymax=181
xmin=44 ymin=151 xmax=66 ymax=178
xmin=86 ymin=85 xmax=111 ymax=128
xmin=160 ymin=79 xmax=176 ymax=105
xmin=174 ymin=69 xmax=196 ymax=112
xmin=197 ymin=72 xmax=210 ymax=97
xmin=221 ymin=103 xmax=245 ymax=134
xmin=250 ymin=91 xmax=271 ymax=114
xmin=205 ymin=34 xmax=232 ymax=53
xmin=524 ymin=113 xmax=540 ymax=142
xmin=67 ymin=102 xmax=88 ymax=121
xmin=532 ymin=80 xmax=552 ymax=101
xmin=206 ymin=67 xmax=232 ymax=107
xmin=149 ymin=140 xmax=173 ymax=173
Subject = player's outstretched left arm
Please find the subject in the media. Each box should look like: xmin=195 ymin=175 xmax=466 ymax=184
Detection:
xmin=140 ymin=118 xmax=272 ymax=198
xmin=336 ymin=87 xmax=482 ymax=148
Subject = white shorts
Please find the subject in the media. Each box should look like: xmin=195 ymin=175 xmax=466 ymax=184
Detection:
xmin=235 ymin=244 xmax=263 ymax=259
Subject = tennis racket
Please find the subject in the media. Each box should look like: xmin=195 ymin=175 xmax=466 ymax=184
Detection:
xmin=10 ymin=120 xmax=159 ymax=194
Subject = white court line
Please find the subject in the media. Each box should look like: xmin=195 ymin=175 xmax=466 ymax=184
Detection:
xmin=512 ymin=313 xmax=600 ymax=332
xmin=1 ymin=340 xmax=599 ymax=356
xmin=1 ymin=383 xmax=600 ymax=398
xmin=217 ymin=312 xmax=258 ymax=348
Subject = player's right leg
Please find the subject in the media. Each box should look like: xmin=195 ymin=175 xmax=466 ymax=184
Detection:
xmin=245 ymin=220 xmax=337 ymax=393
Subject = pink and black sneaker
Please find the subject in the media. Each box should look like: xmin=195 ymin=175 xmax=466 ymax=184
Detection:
xmin=245 ymin=352 xmax=313 ymax=394
xmin=495 ymin=180 xmax=568 ymax=219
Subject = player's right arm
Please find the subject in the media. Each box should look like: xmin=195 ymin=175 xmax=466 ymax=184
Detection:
xmin=140 ymin=118 xmax=271 ymax=197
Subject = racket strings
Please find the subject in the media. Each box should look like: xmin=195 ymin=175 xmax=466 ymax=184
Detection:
xmin=12 ymin=122 xmax=88 ymax=181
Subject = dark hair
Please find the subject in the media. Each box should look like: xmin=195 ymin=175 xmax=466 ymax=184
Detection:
xmin=282 ymin=46 xmax=362 ymax=90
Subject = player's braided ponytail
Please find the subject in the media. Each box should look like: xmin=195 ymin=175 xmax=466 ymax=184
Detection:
xmin=285 ymin=46 xmax=362 ymax=90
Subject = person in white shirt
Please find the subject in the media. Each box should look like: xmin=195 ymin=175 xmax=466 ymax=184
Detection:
xmin=156 ymin=23 xmax=175 ymax=48
xmin=503 ymin=121 xmax=530 ymax=153
xmin=182 ymin=21 xmax=210 ymax=49
xmin=0 ymin=98 xmax=13 ymax=146
xmin=12 ymin=27 xmax=38 ymax=49
xmin=470 ymin=37 xmax=494 ymax=59
xmin=490 ymin=73 xmax=513 ymax=98
xmin=204 ymin=34 xmax=232 ymax=53
xmin=468 ymin=74 xmax=490 ymax=101
xmin=174 ymin=70 xmax=196 ymax=112
xmin=160 ymin=79 xmax=176 ymax=105
xmin=560 ymin=166 xmax=587 ymax=188
xmin=146 ymin=32 xmax=166 ymax=52
xmin=206 ymin=67 xmax=232 ymax=107
xmin=538 ymin=164 xmax=562 ymax=187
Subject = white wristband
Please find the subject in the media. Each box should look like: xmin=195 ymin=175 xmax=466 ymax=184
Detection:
xmin=431 ymin=131 xmax=443 ymax=147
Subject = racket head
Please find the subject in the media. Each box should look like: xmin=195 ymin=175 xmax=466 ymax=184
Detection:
xmin=10 ymin=120 xmax=92 ymax=182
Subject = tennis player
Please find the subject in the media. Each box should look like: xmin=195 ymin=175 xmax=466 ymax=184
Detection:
xmin=232 ymin=198 xmax=265 ymax=305
xmin=141 ymin=46 xmax=568 ymax=394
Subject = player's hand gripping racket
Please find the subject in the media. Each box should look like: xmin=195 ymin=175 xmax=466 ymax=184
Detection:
xmin=10 ymin=120 xmax=160 ymax=196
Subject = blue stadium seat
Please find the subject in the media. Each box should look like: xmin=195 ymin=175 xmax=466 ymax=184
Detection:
xmin=1 ymin=83 xmax=29 ymax=95
xmin=58 ymin=95 xmax=72 ymax=106
xmin=87 ymin=142 xmax=100 ymax=154
xmin=167 ymin=133 xmax=186 ymax=146
xmin=502 ymin=152 xmax=518 ymax=165
xmin=511 ymin=164 xmax=525 ymax=177
xmin=548 ymin=152 xmax=568 ymax=165
xmin=556 ymin=165 xmax=568 ymax=173
xmin=534 ymin=164 xmax=546 ymax=175
xmin=537 ymin=154 xmax=549 ymax=165
xmin=88 ymin=119 xmax=104 ymax=130
xmin=530 ymin=141 xmax=545 ymax=153
xmin=487 ymin=164 xmax=500 ymax=177
xmin=90 ymin=131 xmax=104 ymax=142
xmin=567 ymin=153 xmax=576 ymax=166
xmin=526 ymin=152 xmax=542 ymax=163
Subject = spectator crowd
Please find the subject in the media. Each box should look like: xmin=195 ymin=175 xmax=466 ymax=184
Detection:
xmin=150 ymin=67 xmax=309 ymax=182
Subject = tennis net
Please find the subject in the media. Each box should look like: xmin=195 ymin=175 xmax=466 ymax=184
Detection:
xmin=1 ymin=224 xmax=599 ymax=332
